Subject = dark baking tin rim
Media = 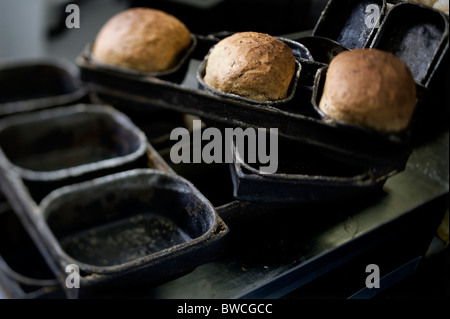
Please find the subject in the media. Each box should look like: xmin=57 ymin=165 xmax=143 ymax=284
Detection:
xmin=196 ymin=59 xmax=302 ymax=108
xmin=38 ymin=168 xmax=228 ymax=276
xmin=369 ymin=2 xmax=450 ymax=86
xmin=0 ymin=104 xmax=148 ymax=182
xmin=82 ymin=33 xmax=198 ymax=81
xmin=0 ymin=58 xmax=88 ymax=117
xmin=312 ymin=0 xmax=387 ymax=50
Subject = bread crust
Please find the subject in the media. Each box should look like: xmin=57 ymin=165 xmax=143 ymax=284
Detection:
xmin=318 ymin=49 xmax=417 ymax=132
xmin=92 ymin=8 xmax=191 ymax=73
xmin=203 ymin=32 xmax=296 ymax=101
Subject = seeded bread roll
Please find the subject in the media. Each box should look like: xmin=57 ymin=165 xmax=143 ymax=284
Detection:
xmin=203 ymin=32 xmax=296 ymax=102
xmin=91 ymin=8 xmax=191 ymax=73
xmin=318 ymin=49 xmax=417 ymax=132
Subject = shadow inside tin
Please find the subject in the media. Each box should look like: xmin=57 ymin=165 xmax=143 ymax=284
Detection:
xmin=41 ymin=169 xmax=222 ymax=269
xmin=0 ymin=59 xmax=87 ymax=117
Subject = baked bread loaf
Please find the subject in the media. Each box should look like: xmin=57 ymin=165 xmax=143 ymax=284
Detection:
xmin=318 ymin=49 xmax=417 ymax=132
xmin=203 ymin=32 xmax=296 ymax=102
xmin=91 ymin=8 xmax=191 ymax=73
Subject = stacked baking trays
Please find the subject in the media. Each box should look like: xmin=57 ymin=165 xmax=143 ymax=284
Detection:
xmin=77 ymin=0 xmax=448 ymax=204
xmin=0 ymin=60 xmax=229 ymax=298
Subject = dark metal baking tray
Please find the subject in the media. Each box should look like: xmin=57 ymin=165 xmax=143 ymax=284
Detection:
xmin=84 ymin=33 xmax=198 ymax=85
xmin=0 ymin=58 xmax=88 ymax=118
xmin=36 ymin=169 xmax=228 ymax=297
xmin=312 ymin=0 xmax=387 ymax=50
xmin=77 ymin=34 xmax=412 ymax=169
xmin=229 ymin=136 xmax=396 ymax=203
xmin=0 ymin=104 xmax=149 ymax=203
xmin=369 ymin=2 xmax=449 ymax=86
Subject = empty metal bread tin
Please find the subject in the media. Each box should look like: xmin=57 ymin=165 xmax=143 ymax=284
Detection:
xmin=79 ymin=34 xmax=197 ymax=84
xmin=39 ymin=169 xmax=228 ymax=290
xmin=0 ymin=104 xmax=148 ymax=201
xmin=0 ymin=58 xmax=87 ymax=118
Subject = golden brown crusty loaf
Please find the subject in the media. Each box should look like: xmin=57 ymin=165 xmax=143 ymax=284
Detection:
xmin=318 ymin=49 xmax=417 ymax=132
xmin=91 ymin=8 xmax=191 ymax=73
xmin=203 ymin=32 xmax=296 ymax=102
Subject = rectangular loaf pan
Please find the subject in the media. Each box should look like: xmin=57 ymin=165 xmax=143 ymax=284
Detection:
xmin=77 ymin=33 xmax=412 ymax=169
xmin=0 ymin=104 xmax=150 ymax=203
xmin=229 ymin=136 xmax=396 ymax=204
xmin=0 ymin=58 xmax=88 ymax=118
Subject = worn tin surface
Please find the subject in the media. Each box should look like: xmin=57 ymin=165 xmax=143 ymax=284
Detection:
xmin=38 ymin=169 xmax=228 ymax=296
xmin=293 ymin=36 xmax=349 ymax=64
xmin=312 ymin=0 xmax=386 ymax=49
xmin=0 ymin=104 xmax=149 ymax=202
xmin=370 ymin=2 xmax=449 ymax=86
xmin=0 ymin=165 xmax=229 ymax=298
xmin=0 ymin=206 xmax=63 ymax=299
xmin=77 ymin=33 xmax=411 ymax=168
xmin=0 ymin=58 xmax=88 ymax=118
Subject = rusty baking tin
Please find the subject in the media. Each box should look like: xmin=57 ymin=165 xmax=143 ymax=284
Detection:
xmin=369 ymin=2 xmax=449 ymax=86
xmin=0 ymin=104 xmax=149 ymax=203
xmin=229 ymin=136 xmax=395 ymax=204
xmin=0 ymin=58 xmax=88 ymax=118
xmin=37 ymin=169 xmax=228 ymax=295
xmin=313 ymin=0 xmax=387 ymax=50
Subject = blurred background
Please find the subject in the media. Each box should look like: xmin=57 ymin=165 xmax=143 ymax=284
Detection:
xmin=0 ymin=0 xmax=328 ymax=62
